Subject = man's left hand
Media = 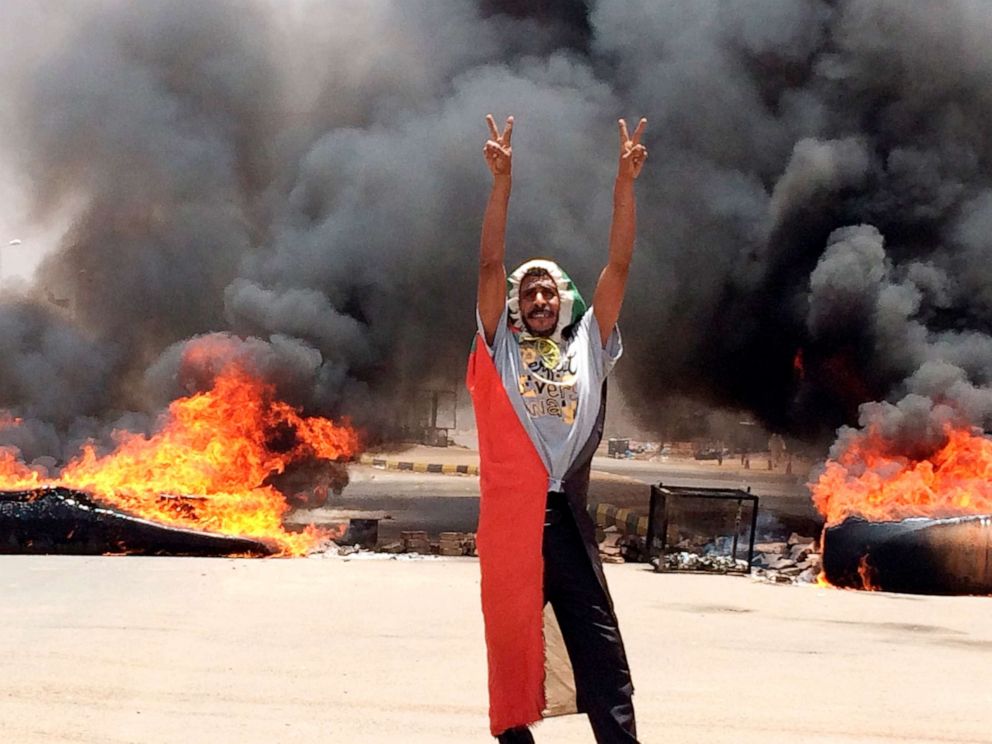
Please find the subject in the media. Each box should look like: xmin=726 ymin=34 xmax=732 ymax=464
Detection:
xmin=617 ymin=118 xmax=648 ymax=180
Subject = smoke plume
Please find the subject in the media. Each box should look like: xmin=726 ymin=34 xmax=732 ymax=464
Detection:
xmin=1 ymin=0 xmax=992 ymax=463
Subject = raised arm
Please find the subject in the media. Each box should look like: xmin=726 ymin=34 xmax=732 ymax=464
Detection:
xmin=592 ymin=117 xmax=648 ymax=346
xmin=478 ymin=114 xmax=514 ymax=346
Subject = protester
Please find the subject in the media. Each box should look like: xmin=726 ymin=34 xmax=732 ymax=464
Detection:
xmin=467 ymin=113 xmax=647 ymax=743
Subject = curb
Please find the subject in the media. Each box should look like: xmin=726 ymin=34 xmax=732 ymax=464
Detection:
xmin=358 ymin=454 xmax=479 ymax=476
xmin=591 ymin=503 xmax=648 ymax=537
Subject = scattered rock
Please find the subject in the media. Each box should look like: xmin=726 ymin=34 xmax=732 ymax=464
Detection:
xmin=789 ymin=543 xmax=814 ymax=563
xmin=751 ymin=549 xmax=823 ymax=586
xmin=753 ymin=541 xmax=789 ymax=555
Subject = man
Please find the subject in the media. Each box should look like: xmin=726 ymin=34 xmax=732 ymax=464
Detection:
xmin=466 ymin=113 xmax=647 ymax=743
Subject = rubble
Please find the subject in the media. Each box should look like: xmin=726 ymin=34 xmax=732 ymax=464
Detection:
xmin=750 ymin=532 xmax=822 ymax=585
xmin=652 ymin=551 xmax=749 ymax=573
xmin=400 ymin=530 xmax=432 ymax=554
xmin=439 ymin=531 xmax=476 ymax=557
xmin=753 ymin=541 xmax=789 ymax=555
xmin=384 ymin=530 xmax=477 ymax=557
xmin=648 ymin=526 xmax=824 ymax=584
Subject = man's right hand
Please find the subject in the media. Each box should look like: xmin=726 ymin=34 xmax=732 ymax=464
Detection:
xmin=483 ymin=114 xmax=513 ymax=178
xmin=478 ymin=114 xmax=513 ymax=347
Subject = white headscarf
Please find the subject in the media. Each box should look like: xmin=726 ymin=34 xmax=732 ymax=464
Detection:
xmin=506 ymin=259 xmax=587 ymax=345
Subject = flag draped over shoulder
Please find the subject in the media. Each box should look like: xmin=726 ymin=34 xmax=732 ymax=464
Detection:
xmin=467 ymin=338 xmax=550 ymax=734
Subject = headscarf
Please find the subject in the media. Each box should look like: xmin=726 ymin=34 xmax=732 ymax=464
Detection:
xmin=506 ymin=259 xmax=587 ymax=346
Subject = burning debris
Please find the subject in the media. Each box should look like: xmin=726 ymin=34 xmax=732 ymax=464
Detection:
xmin=0 ymin=354 xmax=359 ymax=556
xmin=812 ymin=425 xmax=992 ymax=594
xmin=0 ymin=488 xmax=273 ymax=557
xmin=813 ymin=425 xmax=992 ymax=526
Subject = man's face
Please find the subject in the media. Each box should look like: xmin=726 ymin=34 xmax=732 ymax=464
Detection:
xmin=518 ymin=273 xmax=560 ymax=337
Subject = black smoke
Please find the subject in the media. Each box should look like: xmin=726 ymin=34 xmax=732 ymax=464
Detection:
xmin=0 ymin=0 xmax=991 ymax=463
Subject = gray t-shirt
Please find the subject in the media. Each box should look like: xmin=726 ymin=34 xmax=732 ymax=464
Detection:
xmin=478 ymin=304 xmax=622 ymax=492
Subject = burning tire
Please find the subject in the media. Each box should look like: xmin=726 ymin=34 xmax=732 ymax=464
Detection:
xmin=821 ymin=515 xmax=992 ymax=595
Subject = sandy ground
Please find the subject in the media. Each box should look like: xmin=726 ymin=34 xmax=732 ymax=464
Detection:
xmin=1 ymin=555 xmax=990 ymax=744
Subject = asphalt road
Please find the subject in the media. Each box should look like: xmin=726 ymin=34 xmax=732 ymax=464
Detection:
xmin=300 ymin=457 xmax=820 ymax=543
xmin=590 ymin=456 xmax=808 ymax=498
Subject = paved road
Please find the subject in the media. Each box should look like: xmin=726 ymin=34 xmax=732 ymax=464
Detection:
xmin=590 ymin=456 xmax=808 ymax=498
xmin=1 ymin=555 xmax=989 ymax=743
xmin=302 ymin=458 xmax=820 ymax=543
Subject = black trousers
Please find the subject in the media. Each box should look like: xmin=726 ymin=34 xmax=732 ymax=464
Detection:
xmin=497 ymin=493 xmax=638 ymax=744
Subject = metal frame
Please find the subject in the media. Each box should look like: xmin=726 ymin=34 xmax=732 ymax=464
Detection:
xmin=647 ymin=484 xmax=759 ymax=574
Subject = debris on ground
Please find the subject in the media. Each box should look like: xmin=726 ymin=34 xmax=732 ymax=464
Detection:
xmin=653 ymin=552 xmax=750 ymax=573
xmin=400 ymin=530 xmax=432 ymax=554
xmin=439 ymin=531 xmax=476 ymax=556
xmin=365 ymin=530 xmax=479 ymax=557
xmin=642 ymin=527 xmax=822 ymax=584
xmin=750 ymin=532 xmax=820 ymax=585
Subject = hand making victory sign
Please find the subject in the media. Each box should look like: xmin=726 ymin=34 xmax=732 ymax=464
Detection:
xmin=478 ymin=114 xmax=515 ymax=346
xmin=483 ymin=114 xmax=514 ymax=177
xmin=617 ymin=117 xmax=648 ymax=180
xmin=592 ymin=116 xmax=648 ymax=345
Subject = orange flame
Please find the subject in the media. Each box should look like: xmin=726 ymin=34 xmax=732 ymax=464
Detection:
xmin=856 ymin=554 xmax=880 ymax=591
xmin=0 ymin=366 xmax=360 ymax=555
xmin=811 ymin=425 xmax=992 ymax=526
xmin=0 ymin=448 xmax=46 ymax=490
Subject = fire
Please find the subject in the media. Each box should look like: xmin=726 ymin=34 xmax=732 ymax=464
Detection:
xmin=0 ymin=448 xmax=46 ymax=490
xmin=811 ymin=425 xmax=992 ymax=526
xmin=856 ymin=555 xmax=879 ymax=591
xmin=0 ymin=366 xmax=360 ymax=555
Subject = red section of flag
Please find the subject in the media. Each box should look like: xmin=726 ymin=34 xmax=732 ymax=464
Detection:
xmin=467 ymin=338 xmax=549 ymax=735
